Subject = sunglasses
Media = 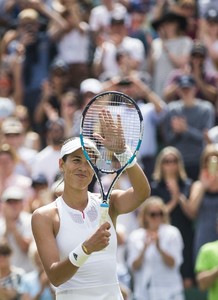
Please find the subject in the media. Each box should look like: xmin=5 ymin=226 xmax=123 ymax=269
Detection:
xmin=162 ymin=158 xmax=178 ymax=164
xmin=148 ymin=211 xmax=164 ymax=218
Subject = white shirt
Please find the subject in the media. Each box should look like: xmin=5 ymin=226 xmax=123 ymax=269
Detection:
xmin=0 ymin=211 xmax=34 ymax=272
xmin=56 ymin=24 xmax=90 ymax=64
xmin=89 ymin=3 xmax=127 ymax=33
xmin=55 ymin=194 xmax=123 ymax=299
xmin=127 ymin=224 xmax=184 ymax=300
xmin=94 ymin=36 xmax=145 ymax=78
xmin=31 ymin=146 xmax=60 ymax=187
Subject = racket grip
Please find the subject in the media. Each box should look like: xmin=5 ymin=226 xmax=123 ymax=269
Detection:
xmin=99 ymin=203 xmax=109 ymax=225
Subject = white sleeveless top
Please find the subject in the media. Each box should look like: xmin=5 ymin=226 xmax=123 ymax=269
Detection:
xmin=55 ymin=193 xmax=123 ymax=300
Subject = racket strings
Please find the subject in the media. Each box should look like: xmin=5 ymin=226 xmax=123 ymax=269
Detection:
xmin=82 ymin=93 xmax=142 ymax=173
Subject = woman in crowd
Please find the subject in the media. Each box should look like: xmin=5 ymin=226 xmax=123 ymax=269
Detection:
xmin=150 ymin=146 xmax=195 ymax=288
xmin=127 ymin=196 xmax=184 ymax=300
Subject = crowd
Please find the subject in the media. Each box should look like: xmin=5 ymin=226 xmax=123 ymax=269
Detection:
xmin=0 ymin=0 xmax=218 ymax=299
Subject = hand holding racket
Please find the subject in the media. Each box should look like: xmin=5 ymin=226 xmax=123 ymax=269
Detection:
xmin=80 ymin=91 xmax=143 ymax=225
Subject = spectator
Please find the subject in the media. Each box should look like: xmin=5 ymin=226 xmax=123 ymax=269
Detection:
xmin=0 ymin=97 xmax=16 ymax=124
xmin=0 ymin=238 xmax=29 ymax=300
xmin=89 ymin=0 xmax=127 ymax=40
xmin=151 ymin=146 xmax=195 ymax=288
xmin=0 ymin=186 xmax=34 ymax=272
xmin=0 ymin=143 xmax=32 ymax=200
xmin=127 ymin=196 xmax=184 ymax=300
xmin=195 ymin=215 xmax=218 ymax=300
xmin=148 ymin=10 xmax=193 ymax=97
xmin=1 ymin=3 xmax=66 ymax=129
xmin=93 ymin=12 xmax=146 ymax=81
xmin=163 ymin=41 xmax=218 ymax=107
xmin=26 ymin=174 xmax=50 ymax=214
xmin=0 ymin=60 xmax=23 ymax=105
xmin=71 ymin=78 xmax=103 ymax=138
xmin=1 ymin=117 xmax=37 ymax=177
xmin=161 ymin=74 xmax=215 ymax=180
xmin=23 ymin=241 xmax=55 ymax=300
xmin=15 ymin=105 xmax=41 ymax=151
xmin=31 ymin=118 xmax=66 ymax=187
xmin=184 ymin=143 xmax=218 ymax=260
xmin=33 ymin=59 xmax=71 ymax=137
xmin=199 ymin=7 xmax=218 ymax=75
xmin=52 ymin=2 xmax=92 ymax=89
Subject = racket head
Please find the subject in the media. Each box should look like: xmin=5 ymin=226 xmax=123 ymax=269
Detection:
xmin=80 ymin=91 xmax=143 ymax=173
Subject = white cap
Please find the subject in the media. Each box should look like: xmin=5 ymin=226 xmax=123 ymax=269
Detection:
xmin=80 ymin=78 xmax=103 ymax=95
xmin=60 ymin=137 xmax=100 ymax=159
xmin=1 ymin=186 xmax=24 ymax=202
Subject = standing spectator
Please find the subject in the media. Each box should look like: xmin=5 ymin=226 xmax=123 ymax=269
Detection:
xmin=127 ymin=196 xmax=184 ymax=300
xmin=199 ymin=7 xmax=218 ymax=75
xmin=148 ymin=10 xmax=193 ymax=97
xmin=162 ymin=74 xmax=215 ymax=180
xmin=93 ymin=12 xmax=146 ymax=81
xmin=0 ymin=238 xmax=29 ymax=300
xmin=1 ymin=3 xmax=66 ymax=129
xmin=195 ymin=215 xmax=218 ymax=300
xmin=184 ymin=144 xmax=218 ymax=260
xmin=0 ymin=186 xmax=34 ymax=272
xmin=52 ymin=2 xmax=92 ymax=89
xmin=150 ymin=146 xmax=195 ymax=288
xmin=31 ymin=118 xmax=66 ymax=187
xmin=163 ymin=41 xmax=218 ymax=106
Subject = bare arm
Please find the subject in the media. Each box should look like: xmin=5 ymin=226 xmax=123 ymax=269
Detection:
xmin=110 ymin=162 xmax=150 ymax=217
xmin=32 ymin=204 xmax=113 ymax=287
xmin=197 ymin=267 xmax=218 ymax=291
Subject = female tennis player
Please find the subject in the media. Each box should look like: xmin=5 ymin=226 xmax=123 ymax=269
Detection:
xmin=31 ymin=112 xmax=150 ymax=300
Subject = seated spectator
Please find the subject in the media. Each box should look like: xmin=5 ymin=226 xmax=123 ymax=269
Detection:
xmin=127 ymin=196 xmax=184 ymax=300
xmin=0 ymin=97 xmax=15 ymax=124
xmin=23 ymin=241 xmax=55 ymax=300
xmin=31 ymin=118 xmax=66 ymax=187
xmin=0 ymin=186 xmax=34 ymax=272
xmin=151 ymin=146 xmax=195 ymax=288
xmin=15 ymin=105 xmax=41 ymax=151
xmin=1 ymin=117 xmax=37 ymax=177
xmin=161 ymin=74 xmax=215 ymax=180
xmin=0 ymin=143 xmax=32 ymax=201
xmin=27 ymin=174 xmax=51 ymax=214
xmin=195 ymin=214 xmax=218 ymax=300
xmin=0 ymin=238 xmax=29 ymax=300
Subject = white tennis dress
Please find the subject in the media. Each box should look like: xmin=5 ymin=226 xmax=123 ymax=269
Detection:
xmin=55 ymin=193 xmax=124 ymax=300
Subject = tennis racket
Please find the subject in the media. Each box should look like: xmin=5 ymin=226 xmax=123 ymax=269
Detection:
xmin=80 ymin=91 xmax=143 ymax=225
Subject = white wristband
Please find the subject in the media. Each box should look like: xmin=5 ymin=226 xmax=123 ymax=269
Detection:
xmin=69 ymin=244 xmax=90 ymax=267
xmin=114 ymin=146 xmax=137 ymax=169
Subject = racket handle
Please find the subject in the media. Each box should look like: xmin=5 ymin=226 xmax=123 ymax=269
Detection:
xmin=99 ymin=203 xmax=109 ymax=225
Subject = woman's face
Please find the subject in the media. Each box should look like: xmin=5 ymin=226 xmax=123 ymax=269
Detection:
xmin=145 ymin=204 xmax=164 ymax=230
xmin=61 ymin=148 xmax=95 ymax=191
xmin=161 ymin=154 xmax=179 ymax=175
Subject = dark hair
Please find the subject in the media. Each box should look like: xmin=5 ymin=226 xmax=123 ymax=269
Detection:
xmin=0 ymin=239 xmax=12 ymax=256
